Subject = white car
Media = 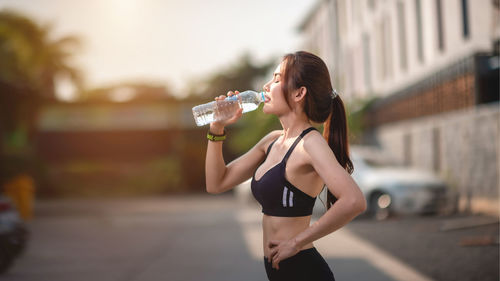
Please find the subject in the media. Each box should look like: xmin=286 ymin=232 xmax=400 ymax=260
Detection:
xmin=350 ymin=146 xmax=451 ymax=220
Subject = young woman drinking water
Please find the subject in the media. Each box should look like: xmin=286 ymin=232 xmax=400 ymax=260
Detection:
xmin=205 ymin=51 xmax=366 ymax=281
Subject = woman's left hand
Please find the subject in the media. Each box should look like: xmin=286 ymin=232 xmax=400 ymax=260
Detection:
xmin=268 ymin=239 xmax=300 ymax=270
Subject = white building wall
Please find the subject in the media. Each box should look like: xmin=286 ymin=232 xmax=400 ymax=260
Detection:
xmin=405 ymin=0 xmax=419 ymax=75
xmin=300 ymin=0 xmax=337 ymax=84
xmin=299 ymin=0 xmax=498 ymax=101
xmin=379 ymin=0 xmax=497 ymax=99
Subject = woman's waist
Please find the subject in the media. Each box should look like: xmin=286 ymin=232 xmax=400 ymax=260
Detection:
xmin=263 ymin=214 xmax=312 ymax=231
xmin=262 ymin=215 xmax=313 ymax=254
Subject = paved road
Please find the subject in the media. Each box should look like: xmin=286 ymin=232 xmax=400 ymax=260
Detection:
xmin=348 ymin=213 xmax=499 ymax=281
xmin=1 ymin=195 xmax=451 ymax=281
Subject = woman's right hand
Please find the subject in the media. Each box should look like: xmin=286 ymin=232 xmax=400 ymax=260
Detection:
xmin=210 ymin=90 xmax=243 ymax=134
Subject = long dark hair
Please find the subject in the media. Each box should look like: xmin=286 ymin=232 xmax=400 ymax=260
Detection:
xmin=281 ymin=51 xmax=353 ymax=209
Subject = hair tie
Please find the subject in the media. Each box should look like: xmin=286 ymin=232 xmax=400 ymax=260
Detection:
xmin=330 ymin=89 xmax=338 ymax=99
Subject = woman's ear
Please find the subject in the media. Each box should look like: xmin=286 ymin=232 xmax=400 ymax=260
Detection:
xmin=294 ymin=86 xmax=307 ymax=102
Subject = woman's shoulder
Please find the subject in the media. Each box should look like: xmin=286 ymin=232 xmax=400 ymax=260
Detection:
xmin=302 ymin=129 xmax=330 ymax=155
xmin=303 ymin=128 xmax=325 ymax=143
xmin=267 ymin=130 xmax=283 ymax=140
xmin=262 ymin=129 xmax=282 ymax=145
xmin=253 ymin=130 xmax=282 ymax=152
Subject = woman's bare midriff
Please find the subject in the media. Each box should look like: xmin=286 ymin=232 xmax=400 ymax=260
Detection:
xmin=262 ymin=214 xmax=314 ymax=257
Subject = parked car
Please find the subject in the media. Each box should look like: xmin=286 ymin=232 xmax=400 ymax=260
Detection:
xmin=0 ymin=196 xmax=28 ymax=274
xmin=235 ymin=145 xmax=453 ymax=220
xmin=350 ymin=146 xmax=451 ymax=220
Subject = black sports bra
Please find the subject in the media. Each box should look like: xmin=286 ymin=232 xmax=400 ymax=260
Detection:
xmin=251 ymin=127 xmax=317 ymax=217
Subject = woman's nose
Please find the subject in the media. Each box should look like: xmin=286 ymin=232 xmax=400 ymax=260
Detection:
xmin=263 ymin=83 xmax=269 ymax=92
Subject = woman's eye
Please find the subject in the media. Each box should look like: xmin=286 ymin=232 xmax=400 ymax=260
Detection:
xmin=274 ymin=80 xmax=280 ymax=83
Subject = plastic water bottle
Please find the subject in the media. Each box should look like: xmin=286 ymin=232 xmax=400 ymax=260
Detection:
xmin=192 ymin=90 xmax=265 ymax=126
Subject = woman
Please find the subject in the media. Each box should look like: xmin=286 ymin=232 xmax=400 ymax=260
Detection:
xmin=205 ymin=51 xmax=366 ymax=281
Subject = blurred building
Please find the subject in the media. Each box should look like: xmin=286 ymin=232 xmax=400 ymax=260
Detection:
xmin=35 ymin=86 xmax=211 ymax=196
xmin=299 ymin=0 xmax=499 ymax=215
xmin=37 ymin=100 xmax=197 ymax=161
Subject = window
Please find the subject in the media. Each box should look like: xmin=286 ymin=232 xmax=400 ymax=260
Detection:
xmin=368 ymin=0 xmax=376 ymax=11
xmin=378 ymin=20 xmax=386 ymax=79
xmin=339 ymin=0 xmax=347 ymax=34
xmin=404 ymin=133 xmax=412 ymax=166
xmin=383 ymin=16 xmax=393 ymax=79
xmin=351 ymin=0 xmax=357 ymax=26
xmin=415 ymin=0 xmax=424 ymax=62
xmin=351 ymin=0 xmax=363 ymax=27
xmin=397 ymin=1 xmax=408 ymax=70
xmin=348 ymin=49 xmax=356 ymax=96
xmin=376 ymin=20 xmax=384 ymax=80
xmin=436 ymin=0 xmax=445 ymax=51
xmin=377 ymin=17 xmax=393 ymax=80
xmin=432 ymin=128 xmax=441 ymax=172
xmin=363 ymin=33 xmax=372 ymax=90
xmin=461 ymin=0 xmax=470 ymax=39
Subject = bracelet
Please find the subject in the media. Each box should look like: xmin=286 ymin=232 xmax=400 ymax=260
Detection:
xmin=207 ymin=129 xmax=226 ymax=142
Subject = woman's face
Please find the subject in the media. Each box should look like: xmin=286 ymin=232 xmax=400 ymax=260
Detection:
xmin=262 ymin=62 xmax=290 ymax=116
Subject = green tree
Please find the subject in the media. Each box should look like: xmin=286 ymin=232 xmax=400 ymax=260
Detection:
xmin=346 ymin=96 xmax=378 ymax=144
xmin=0 ymin=9 xmax=83 ymax=152
xmin=187 ymin=53 xmax=273 ymax=99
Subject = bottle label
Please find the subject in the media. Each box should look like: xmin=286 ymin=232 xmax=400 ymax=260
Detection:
xmin=226 ymin=95 xmax=240 ymax=102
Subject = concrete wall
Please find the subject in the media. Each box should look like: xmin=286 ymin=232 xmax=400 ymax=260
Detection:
xmin=373 ymin=102 xmax=499 ymax=215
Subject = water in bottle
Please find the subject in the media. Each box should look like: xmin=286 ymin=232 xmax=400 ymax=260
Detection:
xmin=192 ymin=90 xmax=265 ymax=126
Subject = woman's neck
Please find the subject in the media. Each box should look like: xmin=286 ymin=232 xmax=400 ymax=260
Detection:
xmin=279 ymin=112 xmax=311 ymax=141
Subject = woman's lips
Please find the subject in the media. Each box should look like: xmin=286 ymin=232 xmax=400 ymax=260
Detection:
xmin=264 ymin=95 xmax=270 ymax=103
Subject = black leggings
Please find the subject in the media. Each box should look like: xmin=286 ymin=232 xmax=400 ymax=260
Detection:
xmin=264 ymin=247 xmax=335 ymax=281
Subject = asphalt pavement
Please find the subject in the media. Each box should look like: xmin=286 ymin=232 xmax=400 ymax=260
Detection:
xmin=1 ymin=194 xmax=498 ymax=281
xmin=348 ymin=213 xmax=499 ymax=281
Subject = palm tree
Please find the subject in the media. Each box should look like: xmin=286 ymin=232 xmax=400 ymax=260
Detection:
xmin=0 ymin=9 xmax=83 ymax=152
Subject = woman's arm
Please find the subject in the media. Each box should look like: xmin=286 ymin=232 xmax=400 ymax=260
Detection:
xmin=204 ymin=92 xmax=281 ymax=194
xmin=268 ymin=132 xmax=366 ymax=269
xmin=293 ymin=132 xmax=366 ymax=244
xmin=206 ymin=127 xmax=280 ymax=194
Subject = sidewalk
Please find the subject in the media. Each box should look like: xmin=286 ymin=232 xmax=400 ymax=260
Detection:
xmin=237 ymin=206 xmax=435 ymax=281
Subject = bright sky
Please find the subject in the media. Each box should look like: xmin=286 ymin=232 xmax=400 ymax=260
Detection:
xmin=0 ymin=0 xmax=317 ymax=99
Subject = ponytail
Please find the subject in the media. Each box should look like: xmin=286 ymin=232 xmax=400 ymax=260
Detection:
xmin=322 ymin=95 xmax=353 ymax=209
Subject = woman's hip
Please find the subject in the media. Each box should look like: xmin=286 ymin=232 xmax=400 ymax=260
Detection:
xmin=264 ymin=247 xmax=335 ymax=281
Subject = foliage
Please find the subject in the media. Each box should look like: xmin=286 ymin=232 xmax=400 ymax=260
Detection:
xmin=0 ymin=9 xmax=83 ymax=98
xmin=45 ymin=157 xmax=183 ymax=198
xmin=346 ymin=96 xmax=378 ymax=144
xmin=228 ymin=105 xmax=281 ymax=153
xmin=0 ymin=9 xmax=83 ymax=197
xmin=0 ymin=9 xmax=82 ymax=151
xmin=186 ymin=53 xmax=274 ymax=99
xmin=0 ymin=152 xmax=49 ymax=195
